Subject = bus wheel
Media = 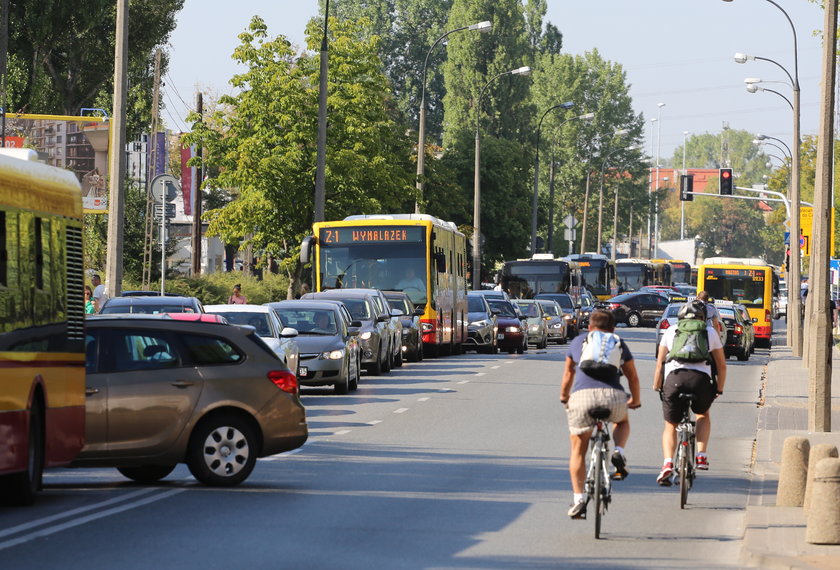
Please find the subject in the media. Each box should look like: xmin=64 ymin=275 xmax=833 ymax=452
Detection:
xmin=1 ymin=402 xmax=45 ymax=506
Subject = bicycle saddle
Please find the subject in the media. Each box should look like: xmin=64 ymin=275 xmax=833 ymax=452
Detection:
xmin=678 ymin=393 xmax=696 ymax=401
xmin=588 ymin=407 xmax=612 ymax=420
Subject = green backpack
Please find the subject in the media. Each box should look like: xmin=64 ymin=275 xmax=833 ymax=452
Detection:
xmin=667 ymin=319 xmax=711 ymax=363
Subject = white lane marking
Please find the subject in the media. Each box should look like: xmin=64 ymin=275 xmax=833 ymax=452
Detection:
xmin=0 ymin=489 xmax=185 ymax=551
xmin=457 ymin=380 xmax=469 ymax=385
xmin=394 ymin=408 xmax=409 ymax=414
xmin=475 ymin=372 xmax=486 ymax=377
xmin=490 ymin=365 xmax=501 ymax=369
xmin=417 ymin=397 xmax=430 ymax=402
xmin=334 ymin=429 xmax=351 ymax=435
xmin=368 ymin=420 xmax=383 ymax=425
xmin=504 ymin=360 xmax=514 ymax=364
xmin=261 ymin=448 xmax=303 ymax=461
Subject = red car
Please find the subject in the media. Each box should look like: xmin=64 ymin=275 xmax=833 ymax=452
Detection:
xmin=487 ymin=299 xmax=528 ymax=354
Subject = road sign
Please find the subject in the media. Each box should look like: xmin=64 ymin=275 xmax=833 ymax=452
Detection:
xmin=151 ymin=174 xmax=179 ymax=203
xmin=563 ymin=215 xmax=578 ymax=229
xmin=564 ymin=229 xmax=576 ymax=241
xmin=153 ymin=203 xmax=176 ymax=220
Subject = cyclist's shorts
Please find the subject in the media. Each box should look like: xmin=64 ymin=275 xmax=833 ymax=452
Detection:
xmin=661 ymin=368 xmax=716 ymax=424
xmin=566 ymin=387 xmax=629 ymax=435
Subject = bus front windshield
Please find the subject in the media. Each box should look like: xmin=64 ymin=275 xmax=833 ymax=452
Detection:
xmin=703 ymin=273 xmax=766 ymax=308
xmin=616 ymin=265 xmax=647 ymax=293
xmin=581 ymin=265 xmax=609 ymax=296
xmin=319 ymin=241 xmax=427 ymax=306
xmin=503 ymin=263 xmax=570 ymax=298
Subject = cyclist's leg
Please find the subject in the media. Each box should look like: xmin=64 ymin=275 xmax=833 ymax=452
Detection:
xmin=569 ymin=431 xmax=592 ymax=494
xmin=661 ymin=420 xmax=678 ymax=459
xmin=695 ymin=411 xmax=711 ymax=452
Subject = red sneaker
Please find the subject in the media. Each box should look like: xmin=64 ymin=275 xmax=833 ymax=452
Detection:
xmin=696 ymin=455 xmax=709 ymax=470
xmin=657 ymin=462 xmax=674 ymax=486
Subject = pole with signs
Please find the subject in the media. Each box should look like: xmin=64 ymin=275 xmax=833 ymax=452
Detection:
xmin=151 ymin=174 xmax=179 ymax=295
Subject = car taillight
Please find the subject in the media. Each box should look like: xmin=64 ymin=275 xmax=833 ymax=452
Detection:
xmin=609 ymin=303 xmax=621 ymax=310
xmin=659 ymin=319 xmax=670 ymax=330
xmin=765 ymin=309 xmax=770 ymax=323
xmin=268 ymin=370 xmax=298 ymax=394
xmin=734 ymin=324 xmax=743 ymax=334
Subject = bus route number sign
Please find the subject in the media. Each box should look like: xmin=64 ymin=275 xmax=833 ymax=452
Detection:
xmin=706 ymin=268 xmax=763 ymax=281
xmin=320 ymin=226 xmax=424 ymax=245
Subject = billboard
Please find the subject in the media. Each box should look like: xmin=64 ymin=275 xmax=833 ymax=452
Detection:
xmin=1 ymin=112 xmax=111 ymax=213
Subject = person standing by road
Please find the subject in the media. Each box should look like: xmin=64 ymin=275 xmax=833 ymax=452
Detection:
xmin=652 ymin=299 xmax=726 ymax=485
xmin=560 ymin=309 xmax=641 ymax=519
xmin=228 ymin=284 xmax=248 ymax=304
xmin=84 ymin=285 xmax=96 ymax=314
xmin=90 ymin=274 xmax=108 ymax=313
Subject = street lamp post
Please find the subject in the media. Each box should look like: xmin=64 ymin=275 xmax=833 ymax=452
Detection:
xmin=473 ymin=66 xmax=531 ymax=290
xmin=681 ymin=130 xmax=689 ymax=239
xmin=415 ymin=20 xmax=492 ymax=213
xmin=314 ymin=0 xmax=330 ymax=223
xmin=654 ymin=102 xmax=665 ymax=254
xmin=531 ymin=101 xmax=575 ymax=254
xmin=726 ymin=0 xmax=802 ymax=356
xmin=746 ymin=81 xmax=794 ymax=110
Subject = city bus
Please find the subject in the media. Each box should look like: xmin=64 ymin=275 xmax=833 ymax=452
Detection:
xmin=499 ymin=254 xmax=582 ymax=301
xmin=301 ymin=214 xmax=467 ymax=355
xmin=649 ymin=259 xmax=693 ymax=286
xmin=698 ymin=257 xmax=779 ymax=348
xmin=564 ymin=253 xmax=616 ymax=300
xmin=614 ymin=258 xmax=655 ymax=293
xmin=650 ymin=260 xmax=672 ymax=287
xmin=0 ymin=148 xmax=86 ymax=505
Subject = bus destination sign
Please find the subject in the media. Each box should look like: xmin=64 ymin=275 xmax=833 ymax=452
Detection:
xmin=704 ymin=267 xmax=764 ymax=281
xmin=320 ymin=226 xmax=425 ymax=245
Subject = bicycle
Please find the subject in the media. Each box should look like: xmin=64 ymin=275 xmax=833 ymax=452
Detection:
xmin=583 ymin=406 xmax=613 ymax=538
xmin=674 ymin=393 xmax=697 ymax=509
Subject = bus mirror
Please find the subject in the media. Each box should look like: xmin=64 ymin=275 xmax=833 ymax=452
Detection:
xmin=435 ymin=252 xmax=446 ymax=273
xmin=300 ymin=236 xmax=316 ymax=264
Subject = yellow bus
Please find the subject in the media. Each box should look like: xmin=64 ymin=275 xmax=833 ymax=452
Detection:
xmin=302 ymin=214 xmax=468 ymax=355
xmin=698 ymin=257 xmax=779 ymax=348
xmin=0 ymin=148 xmax=86 ymax=505
xmin=650 ymin=259 xmax=693 ymax=286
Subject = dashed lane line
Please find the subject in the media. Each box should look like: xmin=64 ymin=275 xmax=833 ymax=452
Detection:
xmin=394 ymin=408 xmax=409 ymax=414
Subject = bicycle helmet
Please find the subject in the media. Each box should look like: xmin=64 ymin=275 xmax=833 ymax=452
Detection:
xmin=677 ymin=299 xmax=707 ymax=320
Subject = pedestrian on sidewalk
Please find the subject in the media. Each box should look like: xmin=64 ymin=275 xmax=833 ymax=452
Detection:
xmin=652 ymin=299 xmax=726 ymax=486
xmin=228 ymin=284 xmax=248 ymax=304
xmin=560 ymin=309 xmax=641 ymax=519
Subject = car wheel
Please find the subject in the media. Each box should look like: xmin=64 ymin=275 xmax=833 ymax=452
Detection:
xmin=626 ymin=312 xmax=641 ymax=328
xmin=381 ymin=343 xmax=391 ymax=373
xmin=117 ymin=465 xmax=176 ymax=483
xmin=349 ymin=357 xmax=360 ymax=391
xmin=367 ymin=344 xmax=383 ymax=375
xmin=393 ymin=344 xmax=403 ymax=367
xmin=334 ymin=362 xmax=350 ymax=395
xmin=0 ymin=401 xmax=44 ymax=506
xmin=737 ymin=347 xmax=749 ymax=361
xmin=187 ymin=413 xmax=258 ymax=487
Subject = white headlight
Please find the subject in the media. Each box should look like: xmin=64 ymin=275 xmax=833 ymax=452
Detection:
xmin=505 ymin=326 xmax=520 ymax=333
xmin=321 ymin=349 xmax=345 ymax=360
xmin=529 ymin=325 xmax=539 ymax=331
xmin=360 ymin=331 xmax=373 ymax=340
xmin=470 ymin=320 xmax=489 ymax=327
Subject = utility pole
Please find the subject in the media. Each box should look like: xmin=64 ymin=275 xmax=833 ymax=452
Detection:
xmin=806 ymin=0 xmax=836 ymax=432
xmin=105 ymin=0 xmax=128 ymax=299
xmin=0 ymin=0 xmax=8 ymax=146
xmin=142 ymin=49 xmax=162 ymax=289
xmin=313 ymin=0 xmax=329 ymax=223
xmin=191 ymin=92 xmax=203 ymax=275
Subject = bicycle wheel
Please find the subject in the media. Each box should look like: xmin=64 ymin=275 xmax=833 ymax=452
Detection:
xmin=679 ymin=444 xmax=689 ymax=509
xmin=593 ymin=439 xmax=604 ymax=539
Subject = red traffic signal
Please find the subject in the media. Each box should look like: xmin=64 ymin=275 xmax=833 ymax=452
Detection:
xmin=719 ymin=168 xmax=733 ymax=195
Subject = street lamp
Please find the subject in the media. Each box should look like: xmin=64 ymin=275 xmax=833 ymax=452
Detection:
xmin=415 ymin=20 xmax=492 ymax=213
xmin=746 ymin=83 xmax=794 ymax=110
xmin=681 ymin=131 xmax=689 ymax=239
xmin=473 ymin=65 xmax=531 ymax=289
xmin=755 ymin=139 xmax=791 ymax=161
xmin=314 ymin=0 xmax=331 ymax=223
xmin=654 ymin=102 xmax=665 ymax=253
xmin=756 ymin=133 xmax=792 ymax=158
xmin=610 ymin=145 xmax=641 ymax=261
xmin=531 ymin=101 xmax=574 ymax=254
xmin=727 ymin=0 xmax=802 ymax=356
xmin=546 ymin=112 xmax=595 ymax=253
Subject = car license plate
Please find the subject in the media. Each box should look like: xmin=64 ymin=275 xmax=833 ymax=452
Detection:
xmin=298 ymin=367 xmax=308 ymax=376
xmin=497 ymin=333 xmax=504 ymax=340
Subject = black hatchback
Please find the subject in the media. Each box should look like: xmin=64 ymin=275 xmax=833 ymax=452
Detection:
xmin=600 ymin=292 xmax=669 ymax=327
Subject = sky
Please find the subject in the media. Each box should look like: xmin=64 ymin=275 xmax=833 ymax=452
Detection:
xmin=166 ymin=1 xmax=827 ymax=164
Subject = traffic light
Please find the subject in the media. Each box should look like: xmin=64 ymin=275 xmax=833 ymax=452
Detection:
xmin=719 ymin=168 xmax=733 ymax=195
xmin=680 ymin=174 xmax=694 ymax=201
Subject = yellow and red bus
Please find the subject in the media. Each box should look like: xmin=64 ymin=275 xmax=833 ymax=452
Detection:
xmin=698 ymin=257 xmax=779 ymax=348
xmin=302 ymin=214 xmax=468 ymax=355
xmin=0 ymin=148 xmax=86 ymax=505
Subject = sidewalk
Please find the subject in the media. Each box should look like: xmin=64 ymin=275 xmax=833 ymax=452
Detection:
xmin=740 ymin=332 xmax=840 ymax=569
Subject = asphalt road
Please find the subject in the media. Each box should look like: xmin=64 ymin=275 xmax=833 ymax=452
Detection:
xmin=0 ymin=326 xmax=769 ymax=569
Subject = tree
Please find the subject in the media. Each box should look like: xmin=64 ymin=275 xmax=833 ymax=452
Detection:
xmin=183 ymin=16 xmax=414 ymax=297
xmin=7 ymin=0 xmax=183 ymax=137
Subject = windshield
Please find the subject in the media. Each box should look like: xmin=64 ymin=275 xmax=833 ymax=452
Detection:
xmin=318 ymin=226 xmax=427 ymax=306
xmin=580 ymin=265 xmax=610 ymax=296
xmin=541 ymin=303 xmax=560 ymax=316
xmin=488 ymin=300 xmax=517 ymax=317
xmin=468 ymin=296 xmax=486 ymax=313
xmin=514 ymin=301 xmax=539 ymax=318
xmin=273 ymin=308 xmax=337 ymax=335
xmin=386 ymin=297 xmax=410 ymax=315
xmin=670 ymin=263 xmax=691 ymax=284
xmin=333 ymin=298 xmax=371 ymax=321
xmin=501 ymin=261 xmax=570 ymax=298
xmin=101 ymin=303 xmax=196 ymax=314
xmin=209 ymin=312 xmax=272 ymax=337
xmin=703 ymin=269 xmax=766 ymax=308
xmin=616 ymin=265 xmax=649 ymax=293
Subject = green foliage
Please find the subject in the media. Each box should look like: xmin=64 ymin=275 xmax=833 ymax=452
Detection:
xmin=7 ymin=0 xmax=183 ymax=138
xmin=126 ymin=272 xmax=291 ymax=305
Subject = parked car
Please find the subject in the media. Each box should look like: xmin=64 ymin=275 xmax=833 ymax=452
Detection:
xmin=600 ymin=292 xmax=670 ymax=327
xmin=302 ymin=290 xmax=392 ymax=375
xmin=99 ymin=295 xmax=204 ymax=314
xmin=717 ymin=304 xmax=753 ymax=361
xmin=512 ymin=299 xmax=549 ymax=349
xmin=205 ymin=304 xmax=300 ymax=376
xmin=80 ymin=315 xmax=308 ymax=486
xmin=486 ymin=298 xmax=527 ymax=354
xmin=536 ymin=299 xmax=568 ymax=344
xmin=266 ymin=300 xmax=362 ymax=394
xmin=535 ymin=293 xmax=579 ymax=338
xmin=466 ymin=292 xmax=499 ymax=353
xmin=383 ymin=291 xmax=424 ymax=362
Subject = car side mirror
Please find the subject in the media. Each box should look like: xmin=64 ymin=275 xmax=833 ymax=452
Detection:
xmin=490 ymin=308 xmax=500 ymax=316
xmin=752 ymin=318 xmax=758 ymax=323
xmin=280 ymin=327 xmax=299 ymax=338
xmin=413 ymin=307 xmax=425 ymax=317
xmin=377 ymin=314 xmax=390 ymax=322
xmin=347 ymin=327 xmax=360 ymax=337
xmin=350 ymin=320 xmax=363 ymax=328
